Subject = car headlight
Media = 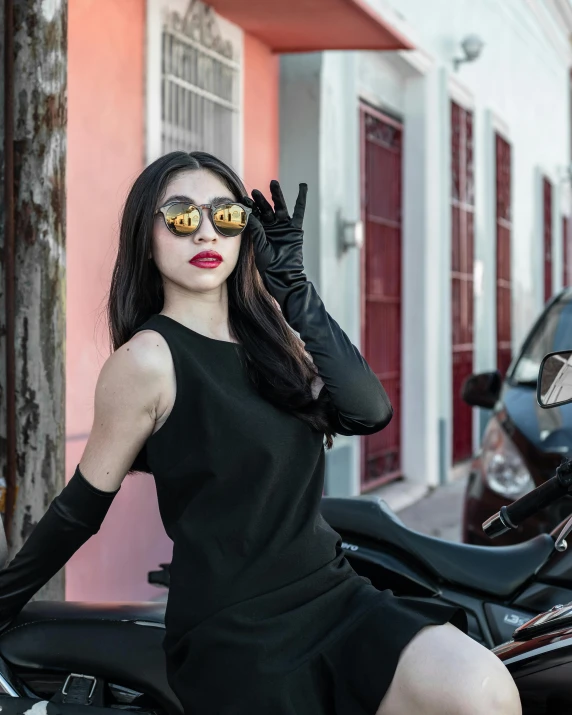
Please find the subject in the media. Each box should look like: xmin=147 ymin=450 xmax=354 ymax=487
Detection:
xmin=481 ymin=416 xmax=535 ymax=497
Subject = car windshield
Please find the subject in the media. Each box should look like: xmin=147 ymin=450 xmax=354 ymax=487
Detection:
xmin=511 ymin=293 xmax=572 ymax=385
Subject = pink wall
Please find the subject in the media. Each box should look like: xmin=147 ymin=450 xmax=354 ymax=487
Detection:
xmin=242 ymin=34 xmax=279 ymax=194
xmin=64 ymin=11 xmax=279 ymax=604
xmin=66 ymin=0 xmax=172 ymax=602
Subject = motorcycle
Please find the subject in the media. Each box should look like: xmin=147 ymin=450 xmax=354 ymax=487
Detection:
xmin=0 ymin=350 xmax=572 ymax=713
xmin=490 ymin=348 xmax=572 ymax=714
xmin=0 ymin=494 xmax=180 ymax=712
xmin=319 ymin=476 xmax=569 ymax=649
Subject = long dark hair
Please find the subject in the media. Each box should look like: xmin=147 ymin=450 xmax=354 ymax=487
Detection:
xmin=106 ymin=151 xmax=338 ymax=474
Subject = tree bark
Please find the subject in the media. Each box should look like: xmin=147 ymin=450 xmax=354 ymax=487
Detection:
xmin=0 ymin=0 xmax=67 ymax=601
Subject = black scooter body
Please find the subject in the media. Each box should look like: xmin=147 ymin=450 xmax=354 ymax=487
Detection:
xmin=319 ymin=495 xmax=572 ymax=648
xmin=0 ymin=495 xmax=571 ymax=712
xmin=494 ymin=605 xmax=572 ymax=715
xmin=0 ymin=601 xmax=182 ymax=714
xmin=323 ymin=494 xmax=572 ymax=713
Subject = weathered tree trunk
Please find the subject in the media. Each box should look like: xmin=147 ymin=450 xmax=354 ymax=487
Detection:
xmin=0 ymin=0 xmax=67 ymax=601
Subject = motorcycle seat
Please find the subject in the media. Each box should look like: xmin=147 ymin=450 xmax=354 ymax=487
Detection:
xmin=320 ymin=497 xmax=555 ymax=598
xmin=0 ymin=601 xmax=182 ymax=714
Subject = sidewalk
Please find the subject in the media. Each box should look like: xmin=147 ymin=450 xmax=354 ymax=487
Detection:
xmin=361 ymin=464 xmax=470 ymax=543
xmin=397 ymin=476 xmax=468 ymax=542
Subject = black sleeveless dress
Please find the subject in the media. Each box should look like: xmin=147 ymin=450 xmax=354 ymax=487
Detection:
xmin=131 ymin=313 xmax=466 ymax=715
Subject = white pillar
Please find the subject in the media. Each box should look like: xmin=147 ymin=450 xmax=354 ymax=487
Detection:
xmin=280 ymin=51 xmax=363 ymax=496
xmin=399 ymin=54 xmax=450 ymax=488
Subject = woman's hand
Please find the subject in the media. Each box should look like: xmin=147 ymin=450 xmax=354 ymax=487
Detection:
xmin=242 ymin=180 xmax=308 ymax=309
xmin=244 ymin=180 xmax=392 ymax=435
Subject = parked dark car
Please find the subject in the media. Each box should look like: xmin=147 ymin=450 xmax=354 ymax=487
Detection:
xmin=462 ymin=288 xmax=572 ymax=546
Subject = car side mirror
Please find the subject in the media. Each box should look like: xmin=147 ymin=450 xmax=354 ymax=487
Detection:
xmin=461 ymin=370 xmax=502 ymax=409
xmin=538 ymin=350 xmax=572 ymax=408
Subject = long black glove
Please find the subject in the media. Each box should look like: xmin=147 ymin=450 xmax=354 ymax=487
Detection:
xmin=0 ymin=464 xmax=119 ymax=630
xmin=242 ymin=180 xmax=393 ymax=436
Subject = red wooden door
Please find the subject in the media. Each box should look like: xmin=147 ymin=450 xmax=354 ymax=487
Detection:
xmin=451 ymin=101 xmax=475 ymax=464
xmin=564 ymin=216 xmax=572 ymax=286
xmin=544 ymin=178 xmax=553 ymax=302
xmin=496 ymin=134 xmax=512 ymax=377
xmin=360 ymin=105 xmax=402 ymax=491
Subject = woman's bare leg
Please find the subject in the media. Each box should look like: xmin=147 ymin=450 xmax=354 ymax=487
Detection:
xmin=376 ymin=623 xmax=521 ymax=715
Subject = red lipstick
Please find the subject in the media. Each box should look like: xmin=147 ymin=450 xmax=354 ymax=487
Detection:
xmin=189 ymin=250 xmax=223 ymax=269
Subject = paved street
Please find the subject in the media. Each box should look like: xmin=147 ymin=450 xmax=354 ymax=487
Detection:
xmin=397 ymin=476 xmax=468 ymax=542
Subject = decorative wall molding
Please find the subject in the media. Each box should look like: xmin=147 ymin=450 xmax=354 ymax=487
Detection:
xmin=546 ymin=0 xmax=572 ymax=38
xmin=146 ymin=0 xmax=243 ymax=169
xmin=396 ymin=47 xmax=435 ymax=76
xmin=489 ymin=110 xmax=511 ymax=140
xmin=447 ymin=73 xmax=474 ymax=110
xmin=523 ymin=0 xmax=572 ymax=65
xmin=164 ymin=0 xmax=234 ymax=60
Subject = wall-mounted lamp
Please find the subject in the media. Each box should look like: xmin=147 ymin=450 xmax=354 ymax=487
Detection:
xmin=453 ymin=34 xmax=485 ymax=72
xmin=339 ymin=218 xmax=364 ymax=252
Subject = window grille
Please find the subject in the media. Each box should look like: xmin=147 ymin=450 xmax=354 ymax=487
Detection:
xmin=161 ymin=0 xmax=240 ymax=167
xmin=564 ymin=216 xmax=572 ymax=286
xmin=543 ymin=178 xmax=553 ymax=302
xmin=450 ymin=101 xmax=475 ymax=463
xmin=360 ymin=106 xmax=403 ymax=490
xmin=495 ymin=134 xmax=512 ymax=376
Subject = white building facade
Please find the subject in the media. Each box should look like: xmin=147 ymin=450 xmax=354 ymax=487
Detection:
xmin=278 ymin=0 xmax=572 ymax=496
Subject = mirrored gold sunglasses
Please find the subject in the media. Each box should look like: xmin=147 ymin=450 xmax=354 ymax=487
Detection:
xmin=155 ymin=201 xmax=252 ymax=238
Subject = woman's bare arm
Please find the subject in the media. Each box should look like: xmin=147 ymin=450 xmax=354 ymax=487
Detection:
xmin=0 ymin=329 xmax=173 ymax=629
xmin=79 ymin=329 xmax=171 ymax=490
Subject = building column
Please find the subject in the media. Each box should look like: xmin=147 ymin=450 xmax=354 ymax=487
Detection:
xmin=400 ymin=56 xmax=451 ymax=488
xmin=319 ymin=51 xmax=362 ymax=496
xmin=280 ymin=51 xmax=364 ymax=496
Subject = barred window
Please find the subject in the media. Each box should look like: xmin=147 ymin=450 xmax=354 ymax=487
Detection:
xmin=543 ymin=177 xmax=553 ymax=303
xmin=450 ymin=100 xmax=475 ymax=463
xmin=148 ymin=0 xmax=242 ymax=170
xmin=495 ymin=133 xmax=512 ymax=376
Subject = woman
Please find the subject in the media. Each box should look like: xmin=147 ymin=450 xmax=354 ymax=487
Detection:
xmin=0 ymin=151 xmax=520 ymax=714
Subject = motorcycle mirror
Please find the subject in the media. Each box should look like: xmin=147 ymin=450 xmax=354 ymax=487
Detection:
xmin=537 ymin=350 xmax=572 ymax=408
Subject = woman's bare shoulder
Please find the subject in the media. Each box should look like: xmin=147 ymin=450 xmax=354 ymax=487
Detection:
xmin=120 ymin=327 xmax=172 ymax=370
xmin=98 ymin=329 xmax=172 ymax=403
xmin=78 ymin=329 xmax=172 ymax=491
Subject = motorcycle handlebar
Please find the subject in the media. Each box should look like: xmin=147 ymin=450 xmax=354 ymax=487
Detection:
xmin=482 ymin=460 xmax=572 ymax=538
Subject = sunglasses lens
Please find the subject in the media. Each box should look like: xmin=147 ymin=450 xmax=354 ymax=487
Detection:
xmin=163 ymin=204 xmax=201 ymax=235
xmin=212 ymin=204 xmax=249 ymax=236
